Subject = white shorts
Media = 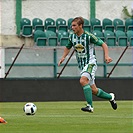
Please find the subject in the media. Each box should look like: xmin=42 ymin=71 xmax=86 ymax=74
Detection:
xmin=80 ymin=63 xmax=97 ymax=85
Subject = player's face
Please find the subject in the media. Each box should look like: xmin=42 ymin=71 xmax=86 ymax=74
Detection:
xmin=71 ymin=21 xmax=82 ymax=34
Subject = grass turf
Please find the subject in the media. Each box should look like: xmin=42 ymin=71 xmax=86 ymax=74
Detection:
xmin=0 ymin=101 xmax=132 ymax=133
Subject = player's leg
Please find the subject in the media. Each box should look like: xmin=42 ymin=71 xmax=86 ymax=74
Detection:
xmin=90 ymin=84 xmax=117 ymax=110
xmin=80 ymin=75 xmax=93 ymax=113
xmin=91 ymin=84 xmax=112 ymax=99
xmin=80 ymin=64 xmax=97 ymax=113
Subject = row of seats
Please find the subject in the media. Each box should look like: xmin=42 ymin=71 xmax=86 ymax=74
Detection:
xmin=20 ymin=17 xmax=133 ymax=37
xmin=34 ymin=30 xmax=69 ymax=46
xmin=20 ymin=17 xmax=133 ymax=46
xmin=93 ymin=30 xmax=132 ymax=46
xmin=33 ymin=29 xmax=132 ymax=47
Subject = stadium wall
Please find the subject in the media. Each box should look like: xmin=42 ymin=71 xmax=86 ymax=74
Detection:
xmin=0 ymin=78 xmax=132 ymax=102
xmin=4 ymin=47 xmax=133 ymax=78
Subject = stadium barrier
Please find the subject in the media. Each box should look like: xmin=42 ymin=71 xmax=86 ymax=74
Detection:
xmin=0 ymin=78 xmax=132 ymax=102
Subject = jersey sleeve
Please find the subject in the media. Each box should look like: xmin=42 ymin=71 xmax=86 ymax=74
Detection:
xmin=66 ymin=34 xmax=73 ymax=49
xmin=89 ymin=33 xmax=104 ymax=46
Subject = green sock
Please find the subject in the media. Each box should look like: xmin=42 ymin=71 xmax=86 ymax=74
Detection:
xmin=83 ymin=84 xmax=93 ymax=107
xmin=96 ymin=88 xmax=112 ymax=100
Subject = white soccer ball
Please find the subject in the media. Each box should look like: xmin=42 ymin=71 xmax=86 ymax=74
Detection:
xmin=23 ymin=102 xmax=37 ymax=115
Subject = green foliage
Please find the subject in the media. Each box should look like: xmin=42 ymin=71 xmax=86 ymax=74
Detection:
xmin=122 ymin=6 xmax=133 ymax=18
xmin=0 ymin=101 xmax=132 ymax=133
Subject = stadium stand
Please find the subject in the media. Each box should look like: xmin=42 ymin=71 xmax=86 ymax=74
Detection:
xmin=57 ymin=30 xmax=69 ymax=46
xmin=104 ymin=30 xmax=116 ymax=46
xmin=83 ymin=18 xmax=89 ymax=25
xmin=113 ymin=18 xmax=125 ymax=32
xmin=125 ymin=18 xmax=133 ymax=31
xmin=92 ymin=30 xmax=104 ymax=41
xmin=102 ymin=18 xmax=114 ymax=32
xmin=34 ymin=30 xmax=47 ymax=46
xmin=44 ymin=18 xmax=56 ymax=33
xmin=126 ymin=30 xmax=133 ymax=46
xmin=90 ymin=18 xmax=102 ymax=32
xmin=56 ymin=18 xmax=68 ymax=32
xmin=20 ymin=18 xmax=33 ymax=37
xmin=45 ymin=30 xmax=58 ymax=46
xmin=32 ymin=18 xmax=44 ymax=32
xmin=83 ymin=25 xmax=91 ymax=32
xmin=20 ymin=17 xmax=132 ymax=47
xmin=67 ymin=18 xmax=73 ymax=31
xmin=115 ymin=30 xmax=128 ymax=46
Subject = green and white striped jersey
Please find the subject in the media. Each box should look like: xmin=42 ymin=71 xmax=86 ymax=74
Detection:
xmin=66 ymin=31 xmax=104 ymax=70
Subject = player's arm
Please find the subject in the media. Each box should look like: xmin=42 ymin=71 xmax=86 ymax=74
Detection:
xmin=101 ymin=43 xmax=113 ymax=64
xmin=89 ymin=32 xmax=113 ymax=64
xmin=58 ymin=47 xmax=71 ymax=66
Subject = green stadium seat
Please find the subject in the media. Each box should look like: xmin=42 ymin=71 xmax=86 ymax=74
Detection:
xmin=83 ymin=25 xmax=91 ymax=32
xmin=104 ymin=30 xmax=116 ymax=46
xmin=32 ymin=18 xmax=44 ymax=32
xmin=34 ymin=30 xmax=47 ymax=46
xmin=115 ymin=30 xmax=128 ymax=46
xmin=126 ymin=30 xmax=133 ymax=46
xmin=125 ymin=18 xmax=133 ymax=31
xmin=83 ymin=18 xmax=91 ymax=32
xmin=92 ymin=30 xmax=104 ymax=41
xmin=47 ymin=25 xmax=56 ymax=33
xmin=56 ymin=18 xmax=68 ymax=32
xmin=102 ymin=18 xmax=114 ymax=32
xmin=113 ymin=18 xmax=125 ymax=32
xmin=127 ymin=26 xmax=133 ymax=31
xmin=20 ymin=18 xmax=33 ymax=37
xmin=67 ymin=18 xmax=73 ymax=30
xmin=44 ymin=18 xmax=56 ymax=33
xmin=83 ymin=18 xmax=89 ymax=25
xmin=57 ymin=30 xmax=69 ymax=46
xmin=45 ymin=30 xmax=58 ymax=46
xmin=90 ymin=18 xmax=102 ymax=32
xmin=60 ymin=37 xmax=69 ymax=46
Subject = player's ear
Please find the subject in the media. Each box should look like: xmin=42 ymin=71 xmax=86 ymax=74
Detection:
xmin=79 ymin=24 xmax=83 ymax=28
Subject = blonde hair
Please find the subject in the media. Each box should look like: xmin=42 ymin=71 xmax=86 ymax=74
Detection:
xmin=72 ymin=17 xmax=84 ymax=26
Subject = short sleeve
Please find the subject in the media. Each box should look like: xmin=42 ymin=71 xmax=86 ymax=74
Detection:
xmin=90 ymin=33 xmax=104 ymax=46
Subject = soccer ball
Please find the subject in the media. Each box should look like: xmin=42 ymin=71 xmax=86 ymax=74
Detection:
xmin=23 ymin=102 xmax=37 ymax=115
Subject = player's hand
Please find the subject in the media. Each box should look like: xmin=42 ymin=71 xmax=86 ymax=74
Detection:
xmin=105 ymin=56 xmax=112 ymax=64
xmin=58 ymin=57 xmax=65 ymax=66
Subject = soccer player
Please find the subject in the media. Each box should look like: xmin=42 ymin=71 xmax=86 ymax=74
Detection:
xmin=58 ymin=17 xmax=117 ymax=113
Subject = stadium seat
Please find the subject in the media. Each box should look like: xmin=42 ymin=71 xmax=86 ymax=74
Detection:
xmin=115 ymin=30 xmax=128 ymax=46
xmin=20 ymin=18 xmax=33 ymax=37
xmin=113 ymin=18 xmax=125 ymax=32
xmin=104 ymin=30 xmax=116 ymax=46
xmin=84 ymin=18 xmax=89 ymax=25
xmin=34 ymin=30 xmax=47 ymax=46
xmin=44 ymin=18 xmax=56 ymax=33
xmin=47 ymin=25 xmax=56 ymax=33
xmin=32 ymin=18 xmax=44 ymax=32
xmin=45 ymin=30 xmax=58 ymax=46
xmin=83 ymin=25 xmax=91 ymax=32
xmin=83 ymin=18 xmax=91 ymax=32
xmin=92 ymin=30 xmax=104 ymax=41
xmin=90 ymin=18 xmax=102 ymax=32
xmin=102 ymin=18 xmax=114 ymax=32
xmin=127 ymin=25 xmax=133 ymax=31
xmin=60 ymin=37 xmax=69 ymax=46
xmin=56 ymin=18 xmax=68 ymax=32
xmin=125 ymin=18 xmax=133 ymax=31
xmin=126 ymin=30 xmax=133 ymax=46
xmin=67 ymin=18 xmax=73 ymax=30
xmin=57 ymin=30 xmax=69 ymax=46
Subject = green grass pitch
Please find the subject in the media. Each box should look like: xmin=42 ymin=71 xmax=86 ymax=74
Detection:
xmin=0 ymin=101 xmax=132 ymax=133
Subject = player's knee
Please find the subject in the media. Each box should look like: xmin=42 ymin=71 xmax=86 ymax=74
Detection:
xmin=80 ymin=76 xmax=89 ymax=86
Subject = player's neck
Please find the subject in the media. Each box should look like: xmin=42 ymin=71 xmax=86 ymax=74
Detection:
xmin=76 ymin=29 xmax=84 ymax=36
